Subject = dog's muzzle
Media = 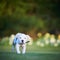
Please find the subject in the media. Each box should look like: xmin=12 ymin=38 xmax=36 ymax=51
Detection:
xmin=19 ymin=40 xmax=24 ymax=45
xmin=22 ymin=40 xmax=24 ymax=43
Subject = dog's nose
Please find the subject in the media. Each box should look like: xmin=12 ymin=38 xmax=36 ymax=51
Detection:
xmin=22 ymin=40 xmax=24 ymax=43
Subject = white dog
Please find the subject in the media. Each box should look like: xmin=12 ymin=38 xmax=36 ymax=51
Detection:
xmin=12 ymin=33 xmax=30 ymax=54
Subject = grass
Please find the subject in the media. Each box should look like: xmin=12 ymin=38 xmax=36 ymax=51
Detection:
xmin=0 ymin=44 xmax=60 ymax=60
xmin=0 ymin=51 xmax=60 ymax=60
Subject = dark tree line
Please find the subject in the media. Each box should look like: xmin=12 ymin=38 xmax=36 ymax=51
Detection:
xmin=0 ymin=0 xmax=60 ymax=38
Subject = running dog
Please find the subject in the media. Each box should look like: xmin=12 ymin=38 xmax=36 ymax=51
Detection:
xmin=12 ymin=33 xmax=30 ymax=54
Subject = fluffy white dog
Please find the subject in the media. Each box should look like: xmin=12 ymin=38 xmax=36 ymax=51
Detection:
xmin=12 ymin=33 xmax=30 ymax=54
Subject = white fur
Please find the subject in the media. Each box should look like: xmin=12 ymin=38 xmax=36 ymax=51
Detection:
xmin=13 ymin=33 xmax=30 ymax=54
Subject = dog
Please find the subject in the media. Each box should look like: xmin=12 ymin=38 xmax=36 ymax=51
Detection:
xmin=12 ymin=33 xmax=30 ymax=54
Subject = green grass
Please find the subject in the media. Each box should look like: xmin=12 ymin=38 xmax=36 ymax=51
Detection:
xmin=0 ymin=44 xmax=60 ymax=60
xmin=0 ymin=51 xmax=60 ymax=60
xmin=0 ymin=37 xmax=60 ymax=60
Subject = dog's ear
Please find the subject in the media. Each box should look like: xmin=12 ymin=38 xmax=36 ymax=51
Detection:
xmin=13 ymin=37 xmax=17 ymax=45
xmin=26 ymin=35 xmax=32 ymax=43
xmin=26 ymin=35 xmax=33 ymax=45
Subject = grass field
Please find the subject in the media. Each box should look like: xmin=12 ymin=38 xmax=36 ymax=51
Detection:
xmin=0 ymin=52 xmax=60 ymax=60
xmin=0 ymin=44 xmax=60 ymax=60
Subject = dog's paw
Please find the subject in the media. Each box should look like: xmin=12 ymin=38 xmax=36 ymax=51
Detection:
xmin=17 ymin=52 xmax=21 ymax=54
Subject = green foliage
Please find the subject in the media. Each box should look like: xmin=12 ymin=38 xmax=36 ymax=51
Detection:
xmin=0 ymin=37 xmax=9 ymax=45
xmin=0 ymin=0 xmax=60 ymax=37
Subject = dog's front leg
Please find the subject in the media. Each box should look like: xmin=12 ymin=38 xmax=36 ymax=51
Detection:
xmin=16 ymin=44 xmax=20 ymax=54
xmin=22 ymin=44 xmax=26 ymax=54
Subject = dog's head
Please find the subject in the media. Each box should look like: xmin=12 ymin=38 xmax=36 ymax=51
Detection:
xmin=14 ymin=33 xmax=30 ymax=44
xmin=18 ymin=34 xmax=28 ymax=44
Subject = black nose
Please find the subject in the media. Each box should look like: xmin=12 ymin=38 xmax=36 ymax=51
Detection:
xmin=22 ymin=40 xmax=24 ymax=43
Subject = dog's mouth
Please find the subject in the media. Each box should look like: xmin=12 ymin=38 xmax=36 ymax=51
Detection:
xmin=19 ymin=43 xmax=24 ymax=45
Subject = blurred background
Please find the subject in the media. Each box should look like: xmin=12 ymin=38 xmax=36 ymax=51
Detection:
xmin=0 ymin=1 xmax=60 ymax=60
xmin=0 ymin=0 xmax=60 ymax=46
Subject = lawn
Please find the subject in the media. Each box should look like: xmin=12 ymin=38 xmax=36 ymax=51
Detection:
xmin=0 ymin=51 xmax=60 ymax=60
xmin=0 ymin=44 xmax=60 ymax=60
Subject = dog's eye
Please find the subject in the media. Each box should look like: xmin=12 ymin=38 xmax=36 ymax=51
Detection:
xmin=24 ymin=38 xmax=26 ymax=39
